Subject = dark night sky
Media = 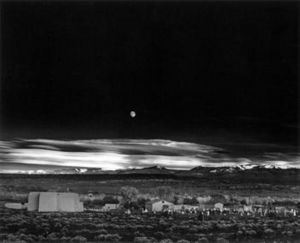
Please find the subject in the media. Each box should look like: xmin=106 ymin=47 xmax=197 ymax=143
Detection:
xmin=0 ymin=1 xmax=299 ymax=144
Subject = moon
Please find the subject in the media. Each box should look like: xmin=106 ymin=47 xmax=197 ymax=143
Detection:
xmin=130 ymin=111 xmax=136 ymax=118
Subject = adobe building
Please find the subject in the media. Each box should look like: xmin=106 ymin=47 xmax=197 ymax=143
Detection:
xmin=173 ymin=204 xmax=199 ymax=212
xmin=28 ymin=192 xmax=40 ymax=211
xmin=214 ymin=202 xmax=224 ymax=211
xmin=28 ymin=192 xmax=84 ymax=212
xmin=102 ymin=203 xmax=119 ymax=211
xmin=146 ymin=199 xmax=174 ymax=212
xmin=5 ymin=202 xmax=27 ymax=210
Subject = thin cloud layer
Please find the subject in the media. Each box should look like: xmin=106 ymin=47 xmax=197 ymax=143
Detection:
xmin=0 ymin=139 xmax=299 ymax=173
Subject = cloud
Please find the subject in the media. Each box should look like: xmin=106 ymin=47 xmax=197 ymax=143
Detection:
xmin=0 ymin=139 xmax=299 ymax=172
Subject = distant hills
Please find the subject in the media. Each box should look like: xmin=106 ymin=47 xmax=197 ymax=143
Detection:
xmin=1 ymin=164 xmax=299 ymax=175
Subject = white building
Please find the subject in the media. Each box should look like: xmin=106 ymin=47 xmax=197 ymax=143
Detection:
xmin=173 ymin=204 xmax=199 ymax=212
xmin=28 ymin=192 xmax=40 ymax=211
xmin=146 ymin=200 xmax=174 ymax=212
xmin=243 ymin=205 xmax=253 ymax=212
xmin=28 ymin=192 xmax=84 ymax=212
xmin=5 ymin=202 xmax=27 ymax=210
xmin=214 ymin=202 xmax=224 ymax=211
xmin=173 ymin=205 xmax=185 ymax=212
xmin=102 ymin=203 xmax=119 ymax=211
xmin=197 ymin=196 xmax=211 ymax=204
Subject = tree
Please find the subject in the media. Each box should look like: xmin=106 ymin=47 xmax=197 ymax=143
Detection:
xmin=155 ymin=186 xmax=174 ymax=201
xmin=154 ymin=231 xmax=165 ymax=240
xmin=106 ymin=234 xmax=121 ymax=242
xmin=137 ymin=198 xmax=147 ymax=208
xmin=183 ymin=197 xmax=198 ymax=205
xmin=240 ymin=200 xmax=247 ymax=205
xmin=174 ymin=196 xmax=179 ymax=204
xmin=120 ymin=186 xmax=139 ymax=202
xmin=103 ymin=196 xmax=119 ymax=204
xmin=71 ymin=235 xmax=87 ymax=242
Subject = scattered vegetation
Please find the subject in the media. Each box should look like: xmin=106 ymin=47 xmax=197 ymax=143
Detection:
xmin=0 ymin=207 xmax=300 ymax=242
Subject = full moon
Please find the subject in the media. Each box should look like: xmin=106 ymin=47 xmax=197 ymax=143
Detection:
xmin=130 ymin=111 xmax=136 ymax=118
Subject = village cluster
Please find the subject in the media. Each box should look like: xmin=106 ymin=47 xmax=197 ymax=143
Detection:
xmin=2 ymin=187 xmax=300 ymax=242
xmin=86 ymin=197 xmax=300 ymax=219
xmin=4 ymin=187 xmax=300 ymax=219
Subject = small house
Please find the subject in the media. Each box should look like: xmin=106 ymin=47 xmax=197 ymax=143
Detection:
xmin=174 ymin=205 xmax=199 ymax=212
xmin=214 ymin=202 xmax=224 ymax=211
xmin=275 ymin=206 xmax=288 ymax=215
xmin=185 ymin=205 xmax=199 ymax=210
xmin=243 ymin=205 xmax=253 ymax=212
xmin=253 ymin=205 xmax=264 ymax=213
xmin=102 ymin=203 xmax=119 ymax=211
xmin=173 ymin=204 xmax=185 ymax=212
xmin=223 ymin=203 xmax=236 ymax=211
xmin=146 ymin=200 xmax=174 ymax=212
xmin=200 ymin=202 xmax=215 ymax=210
xmin=196 ymin=196 xmax=211 ymax=204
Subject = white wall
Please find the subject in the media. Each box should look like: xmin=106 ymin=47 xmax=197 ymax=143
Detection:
xmin=28 ymin=192 xmax=40 ymax=211
xmin=39 ymin=192 xmax=58 ymax=212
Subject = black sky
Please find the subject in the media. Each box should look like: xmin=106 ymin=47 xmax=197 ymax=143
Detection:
xmin=0 ymin=1 xmax=299 ymax=144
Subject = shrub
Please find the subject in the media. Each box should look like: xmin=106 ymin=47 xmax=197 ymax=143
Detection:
xmin=0 ymin=233 xmax=7 ymax=241
xmin=160 ymin=239 xmax=174 ymax=243
xmin=96 ymin=229 xmax=108 ymax=235
xmin=154 ymin=232 xmax=165 ymax=240
xmin=17 ymin=228 xmax=27 ymax=234
xmin=47 ymin=232 xmax=59 ymax=241
xmin=61 ymin=236 xmax=72 ymax=242
xmin=95 ymin=234 xmax=121 ymax=242
xmin=134 ymin=236 xmax=155 ymax=243
xmin=246 ymin=229 xmax=256 ymax=237
xmin=264 ymin=228 xmax=275 ymax=238
xmin=71 ymin=235 xmax=88 ymax=242
xmin=38 ymin=235 xmax=47 ymax=241
xmin=236 ymin=230 xmax=243 ymax=238
xmin=95 ymin=234 xmax=107 ymax=241
xmin=18 ymin=233 xmax=35 ymax=242
xmin=134 ymin=231 xmax=145 ymax=237
xmin=216 ymin=238 xmax=229 ymax=243
xmin=105 ymin=234 xmax=121 ymax=242
xmin=196 ymin=238 xmax=209 ymax=243
xmin=74 ymin=229 xmax=94 ymax=239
